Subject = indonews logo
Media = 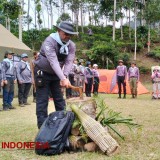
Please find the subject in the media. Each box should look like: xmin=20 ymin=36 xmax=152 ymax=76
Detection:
xmin=1 ymin=142 xmax=50 ymax=150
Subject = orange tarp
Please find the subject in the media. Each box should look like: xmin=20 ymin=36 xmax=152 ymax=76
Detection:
xmin=98 ymin=69 xmax=149 ymax=95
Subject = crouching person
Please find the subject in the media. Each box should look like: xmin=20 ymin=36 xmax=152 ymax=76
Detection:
xmin=16 ymin=53 xmax=32 ymax=107
xmin=2 ymin=51 xmax=16 ymax=110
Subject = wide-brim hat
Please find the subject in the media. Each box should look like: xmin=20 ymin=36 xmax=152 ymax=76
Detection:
xmin=118 ymin=60 xmax=123 ymax=63
xmin=54 ymin=21 xmax=78 ymax=35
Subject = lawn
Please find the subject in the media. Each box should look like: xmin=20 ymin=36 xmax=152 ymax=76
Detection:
xmin=0 ymin=90 xmax=160 ymax=160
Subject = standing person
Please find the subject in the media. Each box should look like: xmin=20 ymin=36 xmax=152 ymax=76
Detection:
xmin=84 ymin=61 xmax=93 ymax=97
xmin=16 ymin=53 xmax=32 ymax=107
xmin=79 ymin=59 xmax=85 ymax=87
xmin=73 ymin=58 xmax=80 ymax=97
xmin=92 ymin=64 xmax=100 ymax=95
xmin=116 ymin=60 xmax=127 ymax=99
xmin=151 ymin=67 xmax=160 ymax=99
xmin=2 ymin=51 xmax=17 ymax=110
xmin=30 ymin=51 xmax=39 ymax=103
xmin=66 ymin=63 xmax=75 ymax=99
xmin=34 ymin=21 xmax=77 ymax=129
xmin=128 ymin=62 xmax=140 ymax=98
xmin=0 ymin=63 xmax=4 ymax=111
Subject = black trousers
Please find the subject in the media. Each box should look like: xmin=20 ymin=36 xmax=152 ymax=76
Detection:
xmin=36 ymin=72 xmax=65 ymax=129
xmin=33 ymin=87 xmax=36 ymax=99
xmin=66 ymin=74 xmax=75 ymax=98
xmin=117 ymin=76 xmax=126 ymax=97
xmin=85 ymin=78 xmax=93 ymax=97
xmin=93 ymin=77 xmax=99 ymax=94
xmin=18 ymin=83 xmax=32 ymax=104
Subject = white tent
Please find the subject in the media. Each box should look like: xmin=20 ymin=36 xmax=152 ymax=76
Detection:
xmin=0 ymin=24 xmax=31 ymax=59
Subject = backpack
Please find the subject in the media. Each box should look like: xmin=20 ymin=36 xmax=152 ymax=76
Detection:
xmin=35 ymin=111 xmax=75 ymax=156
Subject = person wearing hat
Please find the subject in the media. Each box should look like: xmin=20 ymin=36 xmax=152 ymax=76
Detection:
xmin=116 ymin=60 xmax=127 ymax=99
xmin=16 ymin=53 xmax=32 ymax=107
xmin=92 ymin=64 xmax=100 ymax=95
xmin=79 ymin=59 xmax=85 ymax=87
xmin=34 ymin=21 xmax=77 ymax=129
xmin=128 ymin=61 xmax=140 ymax=98
xmin=84 ymin=61 xmax=93 ymax=97
xmin=2 ymin=50 xmax=16 ymax=110
xmin=151 ymin=66 xmax=160 ymax=99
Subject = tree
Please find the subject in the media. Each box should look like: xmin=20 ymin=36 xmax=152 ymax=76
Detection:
xmin=56 ymin=13 xmax=71 ymax=24
xmin=2 ymin=0 xmax=20 ymax=31
xmin=143 ymin=0 xmax=160 ymax=52
xmin=44 ymin=0 xmax=59 ymax=29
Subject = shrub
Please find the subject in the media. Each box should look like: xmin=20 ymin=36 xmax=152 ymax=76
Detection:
xmin=139 ymin=66 xmax=150 ymax=74
xmin=148 ymin=46 xmax=160 ymax=59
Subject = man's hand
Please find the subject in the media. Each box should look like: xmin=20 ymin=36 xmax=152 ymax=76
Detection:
xmin=4 ymin=80 xmax=8 ymax=85
xmin=14 ymin=80 xmax=17 ymax=84
xmin=18 ymin=81 xmax=23 ymax=84
xmin=32 ymin=80 xmax=35 ymax=85
xmin=60 ymin=78 xmax=70 ymax=88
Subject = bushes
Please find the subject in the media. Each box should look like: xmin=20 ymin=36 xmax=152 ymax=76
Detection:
xmin=147 ymin=46 xmax=160 ymax=59
xmin=139 ymin=66 xmax=150 ymax=74
xmin=85 ymin=41 xmax=118 ymax=68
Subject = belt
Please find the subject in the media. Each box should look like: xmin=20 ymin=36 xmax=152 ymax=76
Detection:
xmin=6 ymin=75 xmax=14 ymax=78
xmin=130 ymin=76 xmax=137 ymax=78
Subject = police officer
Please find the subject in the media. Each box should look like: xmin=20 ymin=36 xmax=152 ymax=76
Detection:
xmin=2 ymin=51 xmax=17 ymax=110
xmin=116 ymin=60 xmax=127 ymax=99
xmin=84 ymin=61 xmax=93 ymax=97
xmin=34 ymin=21 xmax=78 ymax=129
xmin=16 ymin=53 xmax=32 ymax=107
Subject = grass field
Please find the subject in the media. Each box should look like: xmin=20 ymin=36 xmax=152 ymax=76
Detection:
xmin=0 ymin=86 xmax=160 ymax=160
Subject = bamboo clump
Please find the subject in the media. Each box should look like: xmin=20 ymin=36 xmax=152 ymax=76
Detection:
xmin=70 ymin=104 xmax=119 ymax=156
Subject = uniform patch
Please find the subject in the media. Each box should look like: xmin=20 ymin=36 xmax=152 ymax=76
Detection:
xmin=45 ymin=46 xmax=50 ymax=51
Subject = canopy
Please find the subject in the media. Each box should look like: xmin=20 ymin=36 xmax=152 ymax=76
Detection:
xmin=0 ymin=24 xmax=31 ymax=59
